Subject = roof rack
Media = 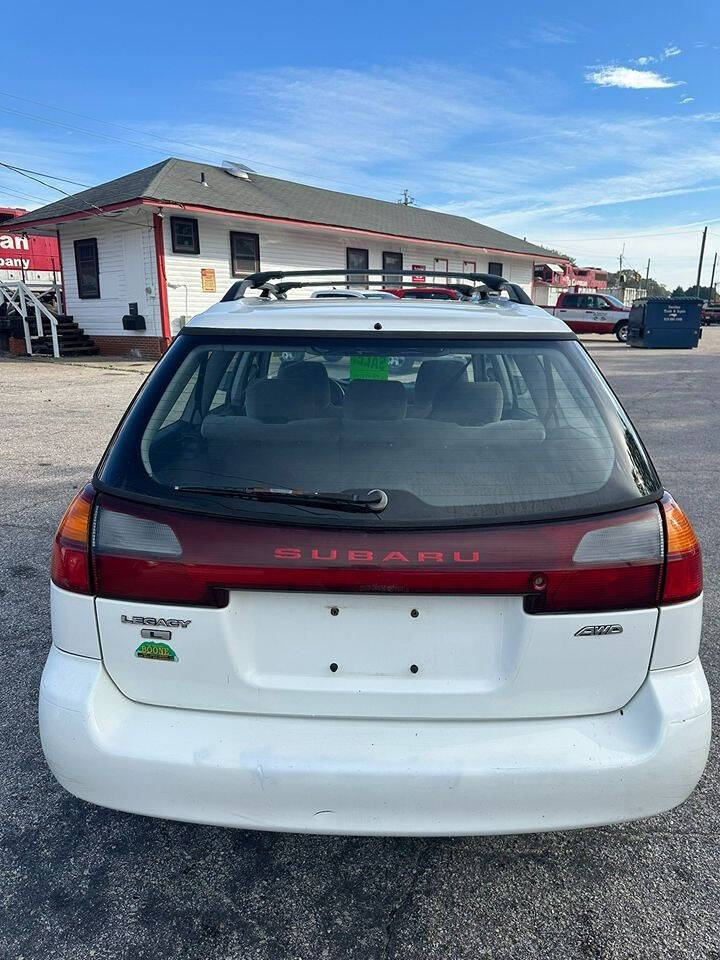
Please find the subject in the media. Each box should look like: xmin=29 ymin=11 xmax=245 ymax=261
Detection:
xmin=221 ymin=269 xmax=533 ymax=305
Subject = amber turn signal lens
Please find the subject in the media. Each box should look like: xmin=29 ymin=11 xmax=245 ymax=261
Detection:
xmin=57 ymin=485 xmax=93 ymax=545
xmin=663 ymin=495 xmax=699 ymax=554
xmin=51 ymin=483 xmax=95 ymax=594
xmin=661 ymin=493 xmax=702 ymax=604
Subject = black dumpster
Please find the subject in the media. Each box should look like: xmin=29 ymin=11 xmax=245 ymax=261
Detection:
xmin=627 ymin=297 xmax=702 ymax=349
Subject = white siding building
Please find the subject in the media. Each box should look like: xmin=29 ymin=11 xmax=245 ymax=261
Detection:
xmin=7 ymin=159 xmax=568 ymax=358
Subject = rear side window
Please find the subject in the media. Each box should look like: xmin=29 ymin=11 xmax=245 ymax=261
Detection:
xmin=99 ymin=336 xmax=660 ymax=528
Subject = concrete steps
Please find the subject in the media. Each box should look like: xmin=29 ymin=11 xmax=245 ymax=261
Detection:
xmin=32 ymin=315 xmax=99 ymax=357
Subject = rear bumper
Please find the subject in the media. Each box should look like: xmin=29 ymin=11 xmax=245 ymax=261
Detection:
xmin=39 ymin=647 xmax=711 ymax=836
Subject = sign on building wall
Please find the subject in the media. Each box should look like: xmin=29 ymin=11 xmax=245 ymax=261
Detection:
xmin=0 ymin=232 xmax=60 ymax=272
xmin=411 ymin=264 xmax=426 ymax=283
xmin=201 ymin=268 xmax=216 ymax=292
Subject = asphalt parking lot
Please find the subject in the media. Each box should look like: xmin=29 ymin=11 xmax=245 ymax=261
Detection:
xmin=1 ymin=335 xmax=718 ymax=960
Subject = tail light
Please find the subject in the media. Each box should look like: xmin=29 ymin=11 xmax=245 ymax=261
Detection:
xmin=55 ymin=490 xmax=702 ymax=612
xmin=89 ymin=492 xmax=668 ymax=613
xmin=660 ymin=494 xmax=702 ymax=604
xmin=51 ymin=484 xmax=95 ymax=593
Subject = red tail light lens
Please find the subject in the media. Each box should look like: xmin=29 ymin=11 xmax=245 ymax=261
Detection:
xmin=661 ymin=493 xmax=702 ymax=604
xmin=91 ymin=493 xmax=667 ymax=613
xmin=51 ymin=484 xmax=95 ymax=593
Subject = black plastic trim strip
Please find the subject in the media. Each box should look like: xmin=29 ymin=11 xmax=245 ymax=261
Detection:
xmin=178 ymin=327 xmax=577 ymax=341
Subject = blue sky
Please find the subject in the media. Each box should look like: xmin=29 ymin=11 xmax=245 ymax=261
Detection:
xmin=2 ymin=0 xmax=720 ymax=288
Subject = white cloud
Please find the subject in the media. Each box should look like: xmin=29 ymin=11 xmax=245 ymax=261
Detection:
xmin=586 ymin=66 xmax=684 ymax=89
xmin=530 ymin=25 xmax=577 ymax=45
xmin=632 ymin=46 xmax=681 ymax=66
xmin=160 ymin=66 xmax=720 ymax=288
xmin=506 ymin=24 xmax=582 ymax=49
xmin=680 ymin=96 xmax=696 ymax=104
xmin=3 ymin=63 xmax=718 ymax=289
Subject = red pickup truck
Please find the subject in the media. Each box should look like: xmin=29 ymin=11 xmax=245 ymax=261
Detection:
xmin=546 ymin=292 xmax=630 ymax=341
xmin=385 ymin=286 xmax=464 ymax=300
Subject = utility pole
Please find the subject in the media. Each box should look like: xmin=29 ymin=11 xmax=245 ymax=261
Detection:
xmin=645 ymin=258 xmax=651 ymax=296
xmin=618 ymin=243 xmax=625 ymax=275
xmin=695 ymin=226 xmax=707 ymax=298
xmin=397 ymin=188 xmax=415 ymax=206
xmin=709 ymin=252 xmax=718 ymax=304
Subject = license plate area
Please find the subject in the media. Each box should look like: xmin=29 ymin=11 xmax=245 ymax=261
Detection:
xmin=246 ymin=592 xmax=508 ymax=693
xmin=97 ymin=592 xmax=657 ymax=719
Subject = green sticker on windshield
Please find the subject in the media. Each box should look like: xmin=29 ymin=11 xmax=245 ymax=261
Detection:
xmin=349 ymin=355 xmax=389 ymax=380
xmin=135 ymin=641 xmax=178 ymax=662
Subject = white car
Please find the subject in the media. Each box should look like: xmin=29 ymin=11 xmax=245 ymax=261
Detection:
xmin=310 ymin=289 xmax=412 ymax=370
xmin=310 ymin=288 xmax=399 ymax=299
xmin=41 ymin=269 xmax=710 ymax=836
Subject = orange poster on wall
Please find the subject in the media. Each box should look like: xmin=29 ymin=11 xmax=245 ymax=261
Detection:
xmin=201 ymin=268 xmax=216 ymax=292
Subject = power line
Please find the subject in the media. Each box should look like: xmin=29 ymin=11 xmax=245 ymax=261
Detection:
xmin=540 ymin=226 xmax=708 ymax=243
xmin=0 ymin=163 xmax=91 ymax=188
xmin=0 ymin=160 xmax=77 ymax=198
xmin=0 ymin=160 xmax=153 ymax=232
xmin=0 ymin=94 xmax=382 ymax=195
xmin=0 ymin=182 xmax=58 ymax=205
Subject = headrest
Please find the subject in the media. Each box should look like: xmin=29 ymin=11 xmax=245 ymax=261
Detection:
xmin=245 ymin=378 xmax=322 ymax=422
xmin=344 ymin=379 xmax=408 ymax=421
xmin=278 ymin=360 xmax=331 ymax=408
xmin=430 ymin=381 xmax=503 ymax=425
xmin=414 ymin=360 xmax=468 ymax=406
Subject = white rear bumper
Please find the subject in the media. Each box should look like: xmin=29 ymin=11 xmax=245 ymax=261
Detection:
xmin=39 ymin=646 xmax=711 ymax=836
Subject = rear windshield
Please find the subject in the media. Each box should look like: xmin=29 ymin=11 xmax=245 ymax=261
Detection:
xmin=98 ymin=334 xmax=660 ymax=528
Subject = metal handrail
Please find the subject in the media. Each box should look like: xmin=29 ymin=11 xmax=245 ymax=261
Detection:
xmin=221 ymin=269 xmax=533 ymax=305
xmin=0 ymin=279 xmax=61 ymax=358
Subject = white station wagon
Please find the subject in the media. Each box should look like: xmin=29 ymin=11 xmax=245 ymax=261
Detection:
xmin=40 ymin=269 xmax=710 ymax=836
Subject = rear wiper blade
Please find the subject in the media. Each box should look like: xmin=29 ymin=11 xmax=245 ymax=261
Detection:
xmin=173 ymin=485 xmax=389 ymax=513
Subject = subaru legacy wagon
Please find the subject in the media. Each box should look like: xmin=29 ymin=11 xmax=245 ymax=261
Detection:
xmin=40 ymin=271 xmax=710 ymax=836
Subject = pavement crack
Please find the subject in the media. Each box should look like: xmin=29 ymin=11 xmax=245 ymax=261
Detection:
xmin=381 ymin=841 xmax=430 ymax=960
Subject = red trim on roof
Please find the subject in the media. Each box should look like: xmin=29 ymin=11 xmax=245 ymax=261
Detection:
xmin=6 ymin=196 xmax=570 ymax=263
xmin=3 ymin=199 xmax=146 ymax=229
xmin=153 ymin=212 xmax=171 ymax=340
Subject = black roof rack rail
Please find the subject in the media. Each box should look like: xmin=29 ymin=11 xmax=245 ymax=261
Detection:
xmin=220 ymin=269 xmax=533 ymax=305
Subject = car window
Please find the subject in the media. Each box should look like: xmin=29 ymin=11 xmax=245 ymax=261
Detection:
xmin=504 ymin=356 xmax=538 ymax=415
xmin=605 ymin=295 xmax=626 ymax=309
xmin=156 ymin=366 xmax=200 ymax=429
xmin=561 ymin=294 xmax=579 ymax=308
xmin=103 ymin=335 xmax=660 ymax=529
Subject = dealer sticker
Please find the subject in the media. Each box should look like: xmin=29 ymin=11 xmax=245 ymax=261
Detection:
xmin=134 ymin=641 xmax=178 ymax=662
xmin=349 ymin=355 xmax=389 ymax=380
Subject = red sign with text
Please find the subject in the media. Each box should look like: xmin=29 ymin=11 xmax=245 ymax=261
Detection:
xmin=411 ymin=264 xmax=426 ymax=283
xmin=0 ymin=209 xmax=60 ymax=272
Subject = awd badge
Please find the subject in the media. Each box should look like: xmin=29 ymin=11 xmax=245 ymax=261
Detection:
xmin=135 ymin=641 xmax=178 ymax=662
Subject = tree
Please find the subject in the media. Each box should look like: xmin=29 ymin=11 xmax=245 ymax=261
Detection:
xmin=538 ymin=246 xmax=575 ymax=264
xmin=646 ymin=278 xmax=670 ymax=298
xmin=606 ymin=270 xmax=668 ymax=298
xmin=678 ymin=285 xmax=714 ymax=301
